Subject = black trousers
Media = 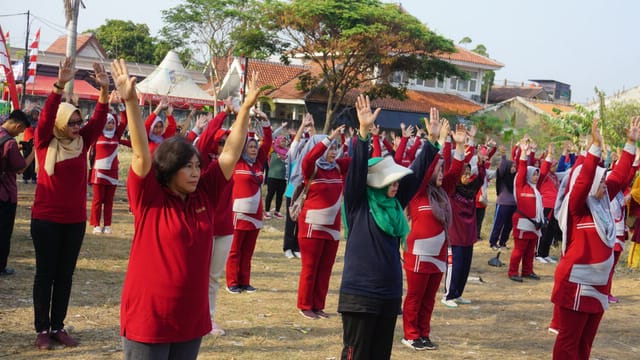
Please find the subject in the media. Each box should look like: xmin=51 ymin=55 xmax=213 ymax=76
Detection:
xmin=476 ymin=207 xmax=486 ymax=239
xmin=264 ymin=178 xmax=287 ymax=213
xmin=444 ymin=245 xmax=474 ymax=300
xmin=31 ymin=219 xmax=85 ymax=332
xmin=537 ymin=208 xmax=561 ymax=258
xmin=0 ymin=200 xmax=17 ymax=271
xmin=283 ymin=197 xmax=300 ymax=252
xmin=20 ymin=141 xmax=36 ymax=181
xmin=341 ymin=312 xmax=397 ymax=360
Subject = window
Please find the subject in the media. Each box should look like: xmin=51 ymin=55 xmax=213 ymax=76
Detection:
xmin=415 ymin=78 xmax=424 ymax=86
xmin=449 ymin=77 xmax=458 ymax=90
xmin=391 ymin=71 xmax=406 ymax=84
xmin=424 ymin=78 xmax=436 ymax=88
xmin=457 ymin=79 xmax=469 ymax=92
xmin=470 ymin=79 xmax=477 ymax=92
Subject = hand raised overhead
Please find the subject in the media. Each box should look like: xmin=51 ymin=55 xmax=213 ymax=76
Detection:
xmin=109 ymin=59 xmax=137 ymax=102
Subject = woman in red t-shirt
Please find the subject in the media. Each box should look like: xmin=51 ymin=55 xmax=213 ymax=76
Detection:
xmin=111 ymin=59 xmax=261 ymax=359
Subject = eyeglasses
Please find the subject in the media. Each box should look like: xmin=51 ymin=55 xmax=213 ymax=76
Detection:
xmin=67 ymin=120 xmax=83 ymax=127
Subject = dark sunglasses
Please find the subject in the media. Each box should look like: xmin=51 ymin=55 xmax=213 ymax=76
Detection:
xmin=67 ymin=120 xmax=83 ymax=127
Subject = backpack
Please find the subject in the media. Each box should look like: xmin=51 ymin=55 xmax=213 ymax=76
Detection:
xmin=0 ymin=134 xmax=14 ymax=176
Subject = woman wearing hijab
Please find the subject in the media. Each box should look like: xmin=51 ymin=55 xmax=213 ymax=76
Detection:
xmin=264 ymin=135 xmax=289 ymax=219
xmin=508 ymin=137 xmax=545 ymax=282
xmin=144 ymin=98 xmax=176 ymax=154
xmin=401 ymin=120 xmax=466 ymax=350
xmin=226 ymin=110 xmax=273 ymax=294
xmin=552 ymin=117 xmax=639 ymax=359
xmin=296 ymin=126 xmax=349 ymax=320
xmin=488 ymin=145 xmax=517 ymax=250
xmin=339 ymin=95 xmax=439 ymax=360
xmin=31 ymin=58 xmax=110 ymax=350
xmin=442 ymin=144 xmax=488 ymax=308
xmin=89 ymin=104 xmax=129 ymax=235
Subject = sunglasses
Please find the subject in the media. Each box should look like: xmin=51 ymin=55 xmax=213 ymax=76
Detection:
xmin=67 ymin=120 xmax=83 ymax=127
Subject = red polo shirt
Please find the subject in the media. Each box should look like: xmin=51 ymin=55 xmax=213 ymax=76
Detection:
xmin=121 ymin=159 xmax=228 ymax=343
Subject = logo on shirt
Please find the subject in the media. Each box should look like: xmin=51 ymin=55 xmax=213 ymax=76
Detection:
xmin=196 ymin=206 xmax=207 ymax=214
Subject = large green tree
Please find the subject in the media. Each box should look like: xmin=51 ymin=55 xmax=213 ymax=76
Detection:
xmin=263 ymin=0 xmax=464 ymax=133
xmin=160 ymin=0 xmax=276 ymax=97
xmin=86 ymin=20 xmax=156 ymax=64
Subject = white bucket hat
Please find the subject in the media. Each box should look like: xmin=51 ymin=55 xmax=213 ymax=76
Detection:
xmin=367 ymin=156 xmax=413 ymax=189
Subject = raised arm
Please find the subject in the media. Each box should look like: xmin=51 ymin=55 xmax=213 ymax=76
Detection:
xmin=218 ymin=72 xmax=262 ymax=179
xmin=110 ymin=59 xmax=149 ymax=177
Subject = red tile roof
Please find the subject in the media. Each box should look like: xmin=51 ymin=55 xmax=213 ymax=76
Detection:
xmin=308 ymin=88 xmax=482 ymax=116
xmin=212 ymin=57 xmax=309 ymax=96
xmin=435 ymin=46 xmax=503 ymax=69
xmin=527 ymin=100 xmax=574 ymax=117
xmin=45 ymin=33 xmax=106 ymax=57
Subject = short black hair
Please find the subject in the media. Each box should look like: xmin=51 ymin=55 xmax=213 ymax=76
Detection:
xmin=8 ymin=110 xmax=29 ymax=128
xmin=153 ymin=136 xmax=201 ymax=187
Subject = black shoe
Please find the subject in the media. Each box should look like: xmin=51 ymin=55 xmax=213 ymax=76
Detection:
xmin=525 ymin=273 xmax=540 ymax=280
xmin=241 ymin=285 xmax=256 ymax=293
xmin=401 ymin=338 xmax=427 ymax=351
xmin=420 ymin=337 xmax=438 ymax=350
xmin=509 ymin=275 xmax=523 ymax=282
xmin=0 ymin=268 xmax=15 ymax=276
xmin=226 ymin=286 xmax=242 ymax=294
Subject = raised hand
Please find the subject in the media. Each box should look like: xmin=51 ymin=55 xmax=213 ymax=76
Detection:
xmin=58 ymin=57 xmax=75 ymax=85
xmin=242 ymin=71 xmax=262 ymax=108
xmin=468 ymin=124 xmax=477 ymax=139
xmin=370 ymin=124 xmax=380 ymax=136
xmin=195 ymin=114 xmax=209 ymax=132
xmin=166 ymin=104 xmax=174 ymax=116
xmin=438 ymin=119 xmax=450 ymax=144
xmin=403 ymin=124 xmax=414 ymax=138
xmin=329 ymin=124 xmax=346 ymax=141
xmin=452 ymin=124 xmax=467 ymax=145
xmin=627 ymin=116 xmax=640 ymax=143
xmin=303 ymin=113 xmax=314 ymax=127
xmin=109 ymin=59 xmax=137 ymax=101
xmin=92 ymin=62 xmax=109 ymax=89
xmin=355 ymin=95 xmax=380 ymax=133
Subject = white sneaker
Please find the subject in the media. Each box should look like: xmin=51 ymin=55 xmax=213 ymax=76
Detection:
xmin=441 ymin=298 xmax=458 ymax=308
xmin=455 ymin=297 xmax=472 ymax=305
xmin=284 ymin=249 xmax=295 ymax=259
xmin=92 ymin=226 xmax=102 ymax=234
xmin=535 ymin=256 xmax=548 ymax=264
xmin=544 ymin=256 xmax=557 ymax=264
xmin=210 ymin=321 xmax=225 ymax=336
xmin=294 ymin=251 xmax=301 ymax=259
xmin=103 ymin=226 xmax=112 ymax=234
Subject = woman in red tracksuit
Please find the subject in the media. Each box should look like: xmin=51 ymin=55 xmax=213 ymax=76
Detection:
xmin=89 ymin=111 xmax=128 ymax=235
xmin=226 ymin=113 xmax=272 ymax=293
xmin=144 ymin=98 xmax=176 ymax=155
xmin=508 ymin=137 xmax=544 ymax=282
xmin=401 ymin=121 xmax=466 ymax=351
xmin=296 ymin=126 xmax=349 ymax=320
xmin=552 ymin=117 xmax=639 ymax=359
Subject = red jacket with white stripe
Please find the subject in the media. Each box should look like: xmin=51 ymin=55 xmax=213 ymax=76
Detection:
xmin=231 ymin=127 xmax=272 ymax=231
xmin=551 ymin=144 xmax=633 ymax=313
xmin=299 ymin=139 xmax=350 ymax=241
xmin=90 ymin=112 xmax=128 ymax=186
xmin=403 ymin=154 xmax=463 ymax=274
xmin=512 ymin=159 xmax=543 ymax=240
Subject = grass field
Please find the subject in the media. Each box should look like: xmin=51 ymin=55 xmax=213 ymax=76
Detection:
xmin=1 ymin=148 xmax=639 ymax=359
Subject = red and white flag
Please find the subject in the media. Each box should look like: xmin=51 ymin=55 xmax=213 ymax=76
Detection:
xmin=25 ymin=28 xmax=40 ymax=85
xmin=0 ymin=25 xmax=20 ymax=109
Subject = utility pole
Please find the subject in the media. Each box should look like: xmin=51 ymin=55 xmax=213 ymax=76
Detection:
xmin=20 ymin=11 xmax=30 ymax=108
xmin=65 ymin=0 xmax=82 ymax=100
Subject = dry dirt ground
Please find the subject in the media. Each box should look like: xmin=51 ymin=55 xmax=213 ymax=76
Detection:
xmin=1 ymin=180 xmax=639 ymax=360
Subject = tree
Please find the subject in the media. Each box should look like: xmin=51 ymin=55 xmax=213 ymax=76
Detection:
xmin=263 ymin=0 xmax=464 ymax=133
xmin=160 ymin=0 xmax=276 ymax=98
xmin=86 ymin=20 xmax=156 ymax=64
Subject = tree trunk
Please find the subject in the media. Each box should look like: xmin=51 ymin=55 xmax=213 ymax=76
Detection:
xmin=65 ymin=0 xmax=81 ymax=99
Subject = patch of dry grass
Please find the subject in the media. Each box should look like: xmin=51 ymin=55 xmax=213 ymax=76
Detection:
xmin=1 ymin=154 xmax=640 ymax=359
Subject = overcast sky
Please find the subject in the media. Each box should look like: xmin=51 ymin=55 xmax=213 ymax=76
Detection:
xmin=1 ymin=0 xmax=637 ymax=104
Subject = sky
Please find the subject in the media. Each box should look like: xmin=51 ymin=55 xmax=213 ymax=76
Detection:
xmin=1 ymin=0 xmax=638 ymax=104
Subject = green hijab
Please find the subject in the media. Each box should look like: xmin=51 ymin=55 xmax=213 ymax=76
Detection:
xmin=366 ymin=184 xmax=410 ymax=248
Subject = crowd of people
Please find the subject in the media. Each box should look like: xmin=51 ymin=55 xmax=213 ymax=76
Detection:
xmin=0 ymin=55 xmax=638 ymax=360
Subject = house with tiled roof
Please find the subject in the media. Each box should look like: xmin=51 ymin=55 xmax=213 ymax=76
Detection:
xmin=45 ymin=33 xmax=109 ymax=60
xmin=488 ymin=84 xmax=552 ymax=104
xmin=476 ymin=96 xmax=575 ymax=139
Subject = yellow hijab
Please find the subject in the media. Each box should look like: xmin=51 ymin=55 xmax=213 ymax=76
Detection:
xmin=43 ymin=102 xmax=83 ymax=176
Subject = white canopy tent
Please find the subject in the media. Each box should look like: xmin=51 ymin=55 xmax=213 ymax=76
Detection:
xmin=136 ymin=50 xmax=215 ymax=108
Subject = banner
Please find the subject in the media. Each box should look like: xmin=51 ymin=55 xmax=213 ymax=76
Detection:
xmin=0 ymin=25 xmax=19 ymax=109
